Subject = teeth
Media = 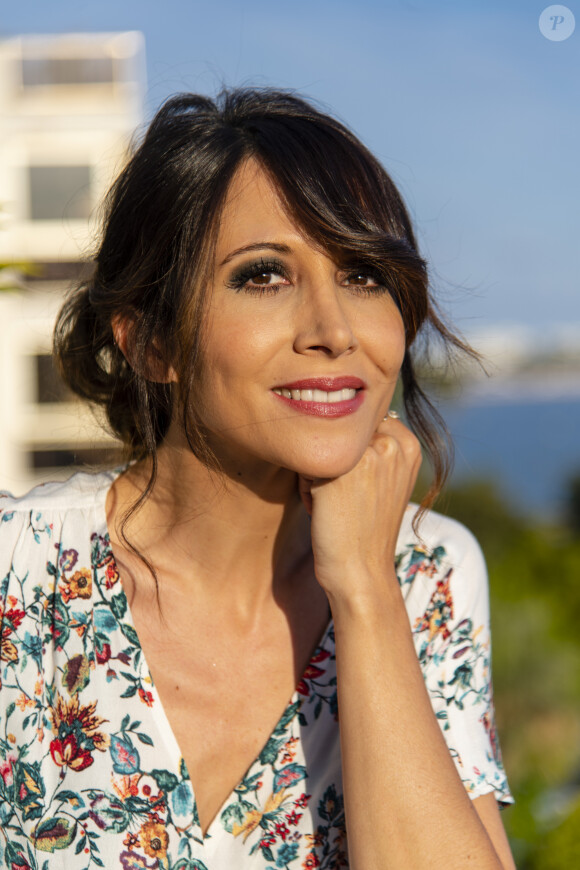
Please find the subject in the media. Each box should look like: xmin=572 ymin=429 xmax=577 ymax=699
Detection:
xmin=273 ymin=388 xmax=357 ymax=403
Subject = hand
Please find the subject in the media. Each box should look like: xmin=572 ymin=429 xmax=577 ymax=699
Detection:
xmin=299 ymin=418 xmax=422 ymax=601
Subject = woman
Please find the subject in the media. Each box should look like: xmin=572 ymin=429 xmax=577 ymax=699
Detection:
xmin=0 ymin=89 xmax=514 ymax=868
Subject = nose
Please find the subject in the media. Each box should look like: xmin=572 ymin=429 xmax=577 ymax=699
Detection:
xmin=293 ymin=274 xmax=358 ymax=358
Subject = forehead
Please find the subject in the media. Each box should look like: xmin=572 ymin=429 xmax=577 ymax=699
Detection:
xmin=215 ymin=159 xmax=308 ymax=261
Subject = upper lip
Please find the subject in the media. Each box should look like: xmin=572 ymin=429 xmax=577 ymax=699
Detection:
xmin=274 ymin=377 xmax=366 ymax=390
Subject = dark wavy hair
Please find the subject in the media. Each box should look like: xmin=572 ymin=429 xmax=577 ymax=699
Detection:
xmin=54 ymin=87 xmax=474 ymax=514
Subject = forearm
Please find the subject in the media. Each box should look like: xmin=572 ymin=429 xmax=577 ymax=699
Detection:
xmin=330 ymin=575 xmax=504 ymax=870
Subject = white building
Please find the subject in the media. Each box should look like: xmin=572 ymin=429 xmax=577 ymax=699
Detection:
xmin=0 ymin=32 xmax=145 ymax=493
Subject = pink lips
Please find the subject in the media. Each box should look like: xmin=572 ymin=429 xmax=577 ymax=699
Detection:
xmin=277 ymin=377 xmax=365 ymax=391
xmin=271 ymin=377 xmax=366 ymax=417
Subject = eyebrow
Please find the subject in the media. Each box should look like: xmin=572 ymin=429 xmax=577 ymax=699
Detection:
xmin=219 ymin=242 xmax=292 ymax=267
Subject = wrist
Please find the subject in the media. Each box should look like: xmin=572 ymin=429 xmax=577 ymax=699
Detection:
xmin=323 ymin=567 xmax=406 ymax=620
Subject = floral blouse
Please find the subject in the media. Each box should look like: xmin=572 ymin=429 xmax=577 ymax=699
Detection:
xmin=0 ymin=470 xmax=512 ymax=869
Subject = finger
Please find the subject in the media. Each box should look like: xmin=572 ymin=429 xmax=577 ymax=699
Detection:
xmin=375 ymin=409 xmax=407 ymax=437
xmin=373 ymin=416 xmax=414 ymax=449
xmin=372 ymin=420 xmax=423 ymax=496
xmin=298 ymin=475 xmax=314 ymax=516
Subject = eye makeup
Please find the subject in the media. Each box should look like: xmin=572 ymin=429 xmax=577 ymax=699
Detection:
xmin=225 ymin=256 xmax=395 ymax=298
xmin=225 ymin=257 xmax=290 ymax=294
xmin=341 ymin=267 xmax=389 ymax=296
xmin=337 ymin=256 xmax=399 ymax=298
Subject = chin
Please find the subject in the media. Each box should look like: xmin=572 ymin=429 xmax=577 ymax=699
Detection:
xmin=286 ymin=444 xmax=367 ymax=480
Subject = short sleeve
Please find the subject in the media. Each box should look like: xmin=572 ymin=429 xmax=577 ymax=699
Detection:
xmin=0 ymin=492 xmax=54 ymax=695
xmin=396 ymin=512 xmax=513 ymax=806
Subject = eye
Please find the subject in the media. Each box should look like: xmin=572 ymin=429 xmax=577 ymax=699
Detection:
xmin=342 ymin=269 xmax=387 ymax=295
xmin=247 ymin=271 xmax=285 ymax=287
xmin=345 ymin=272 xmax=377 ymax=286
xmin=226 ymin=258 xmax=291 ymax=295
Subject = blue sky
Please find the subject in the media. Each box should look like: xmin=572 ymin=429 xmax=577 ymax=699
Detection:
xmin=2 ymin=1 xmax=578 ymax=335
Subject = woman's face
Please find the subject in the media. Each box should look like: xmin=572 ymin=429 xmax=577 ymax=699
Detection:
xmin=185 ymin=159 xmax=406 ymax=481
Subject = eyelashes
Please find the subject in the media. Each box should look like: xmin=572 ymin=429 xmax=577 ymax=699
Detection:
xmin=226 ymin=258 xmax=290 ymax=294
xmin=340 ymin=266 xmax=392 ymax=296
xmin=225 ymin=256 xmax=393 ymax=297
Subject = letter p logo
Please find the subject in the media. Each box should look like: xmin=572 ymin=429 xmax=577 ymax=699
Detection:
xmin=539 ymin=5 xmax=576 ymax=41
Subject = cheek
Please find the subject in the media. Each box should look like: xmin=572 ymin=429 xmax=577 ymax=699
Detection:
xmin=196 ymin=316 xmax=270 ymax=410
xmin=204 ymin=306 xmax=286 ymax=375
xmin=371 ymin=316 xmax=406 ymax=379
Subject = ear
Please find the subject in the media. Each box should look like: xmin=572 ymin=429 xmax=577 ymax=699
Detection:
xmin=112 ymin=314 xmax=178 ymax=384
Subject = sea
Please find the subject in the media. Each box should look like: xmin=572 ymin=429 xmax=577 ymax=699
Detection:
xmin=436 ymin=376 xmax=580 ymax=521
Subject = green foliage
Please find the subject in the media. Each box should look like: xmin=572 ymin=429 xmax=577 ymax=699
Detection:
xmin=530 ymin=798 xmax=580 ymax=869
xmin=0 ymin=260 xmax=38 ymax=292
xmin=565 ymin=472 xmax=580 ymax=536
xmin=442 ymin=478 xmax=580 ymax=868
xmin=439 ymin=478 xmax=526 ymax=561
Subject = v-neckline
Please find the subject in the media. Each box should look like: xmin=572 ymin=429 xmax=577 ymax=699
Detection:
xmin=96 ymin=469 xmax=334 ymax=843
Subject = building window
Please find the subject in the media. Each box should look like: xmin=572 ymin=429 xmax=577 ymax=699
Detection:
xmin=29 ymin=446 xmax=124 ymax=471
xmin=21 ymin=57 xmax=115 ymax=87
xmin=35 ymin=354 xmax=73 ymax=404
xmin=28 ymin=165 xmax=92 ymax=221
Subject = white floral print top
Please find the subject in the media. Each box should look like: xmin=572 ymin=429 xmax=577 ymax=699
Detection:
xmin=0 ymin=470 xmax=512 ymax=869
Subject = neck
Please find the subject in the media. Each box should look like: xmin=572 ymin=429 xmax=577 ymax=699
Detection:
xmin=106 ymin=440 xmax=313 ymax=618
